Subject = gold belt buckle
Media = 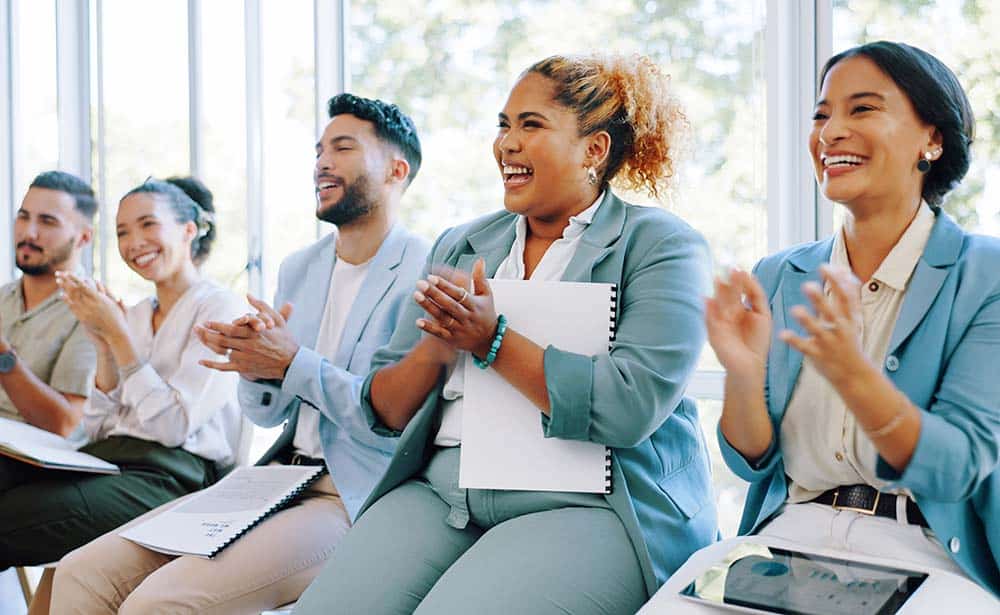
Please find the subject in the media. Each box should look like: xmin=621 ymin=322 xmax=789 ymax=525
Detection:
xmin=831 ymin=488 xmax=880 ymax=515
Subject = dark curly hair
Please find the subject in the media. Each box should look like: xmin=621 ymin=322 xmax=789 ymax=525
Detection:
xmin=122 ymin=176 xmax=216 ymax=265
xmin=820 ymin=41 xmax=974 ymax=206
xmin=327 ymin=93 xmax=422 ymax=185
xmin=29 ymin=170 xmax=97 ymax=220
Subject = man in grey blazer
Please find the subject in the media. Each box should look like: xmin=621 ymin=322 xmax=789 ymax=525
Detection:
xmin=51 ymin=94 xmax=430 ymax=614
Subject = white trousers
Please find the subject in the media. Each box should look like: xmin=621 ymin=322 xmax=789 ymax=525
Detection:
xmin=640 ymin=502 xmax=998 ymax=614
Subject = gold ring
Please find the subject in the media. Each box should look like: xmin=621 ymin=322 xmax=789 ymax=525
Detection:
xmin=457 ymin=288 xmax=469 ymax=305
xmin=443 ymin=316 xmax=455 ymax=328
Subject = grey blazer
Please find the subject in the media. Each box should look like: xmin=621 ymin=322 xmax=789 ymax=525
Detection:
xmin=240 ymin=224 xmax=429 ymax=520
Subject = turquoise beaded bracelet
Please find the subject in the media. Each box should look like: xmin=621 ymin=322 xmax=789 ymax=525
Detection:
xmin=472 ymin=314 xmax=508 ymax=369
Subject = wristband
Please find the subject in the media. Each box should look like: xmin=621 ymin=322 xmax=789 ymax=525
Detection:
xmin=472 ymin=314 xmax=507 ymax=370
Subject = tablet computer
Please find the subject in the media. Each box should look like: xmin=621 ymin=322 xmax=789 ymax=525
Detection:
xmin=678 ymin=542 xmax=928 ymax=615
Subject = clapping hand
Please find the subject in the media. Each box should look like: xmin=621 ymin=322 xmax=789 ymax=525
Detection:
xmin=55 ymin=271 xmax=128 ymax=345
xmin=195 ymin=294 xmax=299 ymax=381
xmin=705 ymin=269 xmax=773 ymax=380
xmin=779 ymin=264 xmax=868 ymax=387
xmin=414 ymin=259 xmax=499 ymax=360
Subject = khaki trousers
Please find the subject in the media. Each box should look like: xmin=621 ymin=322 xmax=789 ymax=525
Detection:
xmin=50 ymin=473 xmax=349 ymax=615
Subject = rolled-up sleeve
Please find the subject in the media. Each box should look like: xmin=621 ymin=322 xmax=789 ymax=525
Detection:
xmin=541 ymin=227 xmax=710 ymax=449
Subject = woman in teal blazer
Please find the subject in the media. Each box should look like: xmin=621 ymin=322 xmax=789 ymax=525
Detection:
xmin=294 ymin=54 xmax=717 ymax=614
xmin=680 ymin=40 xmax=999 ymax=606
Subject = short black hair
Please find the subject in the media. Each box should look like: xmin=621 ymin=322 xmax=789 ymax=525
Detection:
xmin=820 ymin=41 xmax=974 ymax=206
xmin=327 ymin=93 xmax=422 ymax=185
xmin=123 ymin=177 xmax=217 ymax=265
xmin=29 ymin=170 xmax=97 ymax=220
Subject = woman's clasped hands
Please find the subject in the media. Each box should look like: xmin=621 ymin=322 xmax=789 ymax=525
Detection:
xmin=413 ymin=258 xmax=500 ymax=361
xmin=55 ymin=271 xmax=128 ymax=346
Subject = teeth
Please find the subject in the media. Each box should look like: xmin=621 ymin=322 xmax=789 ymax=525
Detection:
xmin=502 ymin=165 xmax=532 ymax=175
xmin=823 ymin=154 xmax=865 ymax=167
xmin=134 ymin=252 xmax=158 ymax=266
xmin=318 ymin=183 xmax=336 ymax=190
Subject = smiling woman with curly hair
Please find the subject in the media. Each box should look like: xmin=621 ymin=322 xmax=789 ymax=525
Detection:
xmin=293 ymin=53 xmax=717 ymax=615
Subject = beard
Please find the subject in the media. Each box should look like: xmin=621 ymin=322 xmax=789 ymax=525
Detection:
xmin=316 ymin=173 xmax=380 ymax=227
xmin=15 ymin=236 xmax=75 ymax=276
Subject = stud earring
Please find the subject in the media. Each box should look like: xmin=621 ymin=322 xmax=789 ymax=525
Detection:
xmin=917 ymin=150 xmax=933 ymax=173
xmin=586 ymin=167 xmax=599 ymax=186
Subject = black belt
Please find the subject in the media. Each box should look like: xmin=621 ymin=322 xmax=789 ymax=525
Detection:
xmin=275 ymin=448 xmax=326 ymax=467
xmin=813 ymin=485 xmax=928 ymax=528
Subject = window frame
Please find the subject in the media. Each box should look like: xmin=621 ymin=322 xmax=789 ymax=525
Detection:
xmin=0 ymin=0 xmax=834 ymax=402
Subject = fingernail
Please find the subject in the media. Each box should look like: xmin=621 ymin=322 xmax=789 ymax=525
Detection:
xmin=414 ymin=291 xmax=426 ymax=302
xmin=416 ymin=319 xmax=426 ymax=328
xmin=416 ymin=280 xmax=429 ymax=292
xmin=427 ymin=275 xmax=440 ymax=285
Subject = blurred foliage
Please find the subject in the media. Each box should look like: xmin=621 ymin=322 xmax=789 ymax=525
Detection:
xmin=834 ymin=0 xmax=1000 ymax=230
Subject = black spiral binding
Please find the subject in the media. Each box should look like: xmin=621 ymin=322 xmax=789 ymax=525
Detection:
xmin=604 ymin=284 xmax=618 ymax=495
xmin=208 ymin=466 xmax=326 ymax=558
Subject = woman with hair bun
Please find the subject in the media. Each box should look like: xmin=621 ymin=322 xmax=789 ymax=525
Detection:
xmin=0 ymin=177 xmax=245 ymax=583
xmin=653 ymin=41 xmax=1000 ymax=610
xmin=293 ymin=54 xmax=717 ymax=614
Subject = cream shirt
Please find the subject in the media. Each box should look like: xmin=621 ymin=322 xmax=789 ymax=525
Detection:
xmin=85 ymin=279 xmax=246 ymax=467
xmin=782 ymin=203 xmax=935 ymax=503
xmin=433 ymin=193 xmax=604 ymax=446
xmin=292 ymin=256 xmax=371 ymax=458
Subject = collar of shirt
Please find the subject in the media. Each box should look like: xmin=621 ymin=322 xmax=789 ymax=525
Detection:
xmin=830 ymin=201 xmax=935 ymax=292
xmin=510 ymin=190 xmax=605 ymax=254
xmin=7 ymin=266 xmax=88 ymax=321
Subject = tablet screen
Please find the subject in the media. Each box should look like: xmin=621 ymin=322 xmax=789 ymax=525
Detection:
xmin=679 ymin=543 xmax=928 ymax=615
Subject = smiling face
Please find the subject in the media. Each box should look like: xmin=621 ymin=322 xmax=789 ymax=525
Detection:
xmin=493 ymin=72 xmax=600 ymax=219
xmin=810 ymin=55 xmax=941 ymax=210
xmin=14 ymin=188 xmax=90 ymax=276
xmin=314 ymin=113 xmax=391 ymax=226
xmin=116 ymin=193 xmax=197 ymax=283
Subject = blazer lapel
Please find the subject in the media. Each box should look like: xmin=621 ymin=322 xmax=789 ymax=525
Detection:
xmin=771 ymin=240 xmax=832 ymax=417
xmin=561 ymin=191 xmax=624 ymax=283
xmin=334 ymin=225 xmax=405 ymax=369
xmin=462 ymin=216 xmax=517 ymax=278
xmin=887 ymin=209 xmax=963 ymax=354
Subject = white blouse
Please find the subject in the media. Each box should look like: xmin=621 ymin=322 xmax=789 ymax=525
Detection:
xmin=433 ymin=193 xmax=604 ymax=446
xmin=84 ymin=279 xmax=246 ymax=468
xmin=781 ymin=203 xmax=935 ymax=502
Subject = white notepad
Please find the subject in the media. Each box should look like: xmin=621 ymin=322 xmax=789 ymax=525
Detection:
xmin=0 ymin=416 xmax=120 ymax=474
xmin=120 ymin=465 xmax=324 ymax=558
xmin=459 ymin=279 xmax=615 ymax=493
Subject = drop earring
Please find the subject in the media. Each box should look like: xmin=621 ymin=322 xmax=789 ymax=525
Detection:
xmin=917 ymin=151 xmax=934 ymax=173
xmin=586 ymin=166 xmax=599 ymax=186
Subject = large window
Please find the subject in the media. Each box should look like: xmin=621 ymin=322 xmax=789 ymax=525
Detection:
xmin=94 ymin=0 xmax=190 ymax=302
xmin=833 ymin=0 xmax=1000 ymax=235
xmin=11 ymin=0 xmax=58 ymax=201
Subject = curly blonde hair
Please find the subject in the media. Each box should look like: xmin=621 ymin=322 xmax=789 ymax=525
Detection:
xmin=525 ymin=54 xmax=687 ymax=199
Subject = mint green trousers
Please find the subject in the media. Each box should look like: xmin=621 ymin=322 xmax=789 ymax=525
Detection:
xmin=294 ymin=447 xmax=646 ymax=615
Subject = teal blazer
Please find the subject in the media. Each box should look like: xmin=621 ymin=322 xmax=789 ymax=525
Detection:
xmin=239 ymin=225 xmax=429 ymax=520
xmin=720 ymin=208 xmax=1000 ymax=596
xmin=359 ymin=191 xmax=718 ymax=595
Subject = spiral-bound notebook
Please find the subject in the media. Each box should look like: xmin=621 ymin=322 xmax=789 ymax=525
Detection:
xmin=119 ymin=465 xmax=324 ymax=558
xmin=460 ymin=280 xmax=615 ymax=494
